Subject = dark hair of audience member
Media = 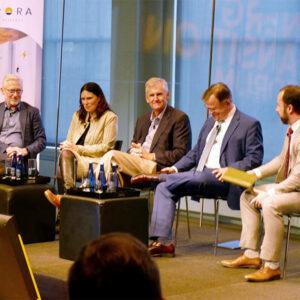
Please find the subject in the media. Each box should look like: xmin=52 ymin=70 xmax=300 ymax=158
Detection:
xmin=68 ymin=232 xmax=162 ymax=299
xmin=78 ymin=82 xmax=110 ymax=123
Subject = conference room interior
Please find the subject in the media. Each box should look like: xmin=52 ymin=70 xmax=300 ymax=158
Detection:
xmin=2 ymin=0 xmax=300 ymax=299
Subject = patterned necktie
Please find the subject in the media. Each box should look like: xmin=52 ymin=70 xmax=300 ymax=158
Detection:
xmin=284 ymin=127 xmax=293 ymax=179
xmin=196 ymin=123 xmax=222 ymax=172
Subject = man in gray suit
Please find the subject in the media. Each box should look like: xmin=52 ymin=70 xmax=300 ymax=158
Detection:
xmin=222 ymin=85 xmax=300 ymax=282
xmin=99 ymin=77 xmax=191 ymax=184
xmin=0 ymin=74 xmax=46 ymax=173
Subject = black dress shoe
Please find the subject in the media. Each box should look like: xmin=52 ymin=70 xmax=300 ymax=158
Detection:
xmin=148 ymin=241 xmax=175 ymax=257
xmin=131 ymin=174 xmax=160 ymax=189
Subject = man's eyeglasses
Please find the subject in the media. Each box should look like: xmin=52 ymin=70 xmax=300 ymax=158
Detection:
xmin=5 ymin=88 xmax=23 ymax=94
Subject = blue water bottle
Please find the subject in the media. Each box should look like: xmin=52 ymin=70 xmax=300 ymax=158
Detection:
xmin=11 ymin=152 xmax=18 ymax=179
xmin=16 ymin=152 xmax=24 ymax=180
xmin=87 ymin=161 xmax=95 ymax=192
xmin=97 ymin=162 xmax=106 ymax=193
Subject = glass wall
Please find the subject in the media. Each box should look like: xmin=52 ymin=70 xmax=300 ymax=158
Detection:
xmin=41 ymin=0 xmax=300 ymax=166
xmin=42 ymin=0 xmax=112 ymax=145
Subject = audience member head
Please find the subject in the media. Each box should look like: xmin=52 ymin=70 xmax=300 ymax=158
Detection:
xmin=202 ymin=82 xmax=233 ymax=122
xmin=145 ymin=77 xmax=170 ymax=117
xmin=276 ymin=85 xmax=300 ymax=125
xmin=68 ymin=232 xmax=162 ymax=299
xmin=1 ymin=74 xmax=23 ymax=110
xmin=78 ymin=82 xmax=110 ymax=123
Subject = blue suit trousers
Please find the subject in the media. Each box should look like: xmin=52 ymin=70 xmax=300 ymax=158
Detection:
xmin=150 ymin=169 xmax=230 ymax=240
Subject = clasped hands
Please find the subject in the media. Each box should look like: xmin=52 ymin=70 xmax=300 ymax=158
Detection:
xmin=6 ymin=146 xmax=28 ymax=158
xmin=60 ymin=140 xmax=78 ymax=152
xmin=129 ymin=143 xmax=155 ymax=161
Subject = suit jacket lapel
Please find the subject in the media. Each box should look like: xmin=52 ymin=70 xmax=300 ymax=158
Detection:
xmin=19 ymin=102 xmax=27 ymax=143
xmin=149 ymin=105 xmax=170 ymax=152
xmin=220 ymin=110 xmax=240 ymax=155
xmin=198 ymin=118 xmax=214 ymax=158
xmin=0 ymin=103 xmax=5 ymax=131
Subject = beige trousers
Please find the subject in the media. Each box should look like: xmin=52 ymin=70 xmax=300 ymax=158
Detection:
xmin=240 ymin=183 xmax=300 ymax=262
xmin=95 ymin=150 xmax=157 ymax=186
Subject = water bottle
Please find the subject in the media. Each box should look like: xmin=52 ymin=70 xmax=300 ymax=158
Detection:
xmin=97 ymin=162 xmax=106 ymax=193
xmin=11 ymin=152 xmax=18 ymax=179
xmin=16 ymin=152 xmax=24 ymax=180
xmin=87 ymin=161 xmax=95 ymax=192
xmin=108 ymin=162 xmax=118 ymax=192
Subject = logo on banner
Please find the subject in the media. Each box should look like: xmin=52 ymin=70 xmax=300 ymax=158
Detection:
xmin=0 ymin=6 xmax=32 ymax=18
xmin=5 ymin=7 xmax=12 ymax=15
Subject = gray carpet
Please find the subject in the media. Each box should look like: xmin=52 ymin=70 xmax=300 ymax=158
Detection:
xmin=25 ymin=216 xmax=300 ymax=299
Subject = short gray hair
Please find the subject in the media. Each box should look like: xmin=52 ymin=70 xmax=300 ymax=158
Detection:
xmin=2 ymin=74 xmax=23 ymax=89
xmin=145 ymin=77 xmax=168 ymax=93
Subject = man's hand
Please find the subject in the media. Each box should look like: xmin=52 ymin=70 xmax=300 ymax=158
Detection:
xmin=249 ymin=188 xmax=268 ymax=208
xmin=212 ymin=167 xmax=228 ymax=182
xmin=130 ymin=142 xmax=155 ymax=161
xmin=129 ymin=143 xmax=142 ymax=157
xmin=6 ymin=147 xmax=28 ymax=157
xmin=60 ymin=140 xmax=78 ymax=152
xmin=161 ymin=167 xmax=176 ymax=174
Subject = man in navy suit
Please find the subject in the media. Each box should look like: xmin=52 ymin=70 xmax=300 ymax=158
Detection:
xmin=148 ymin=82 xmax=264 ymax=257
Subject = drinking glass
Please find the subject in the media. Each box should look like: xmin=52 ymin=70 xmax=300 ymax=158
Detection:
xmin=5 ymin=158 xmax=12 ymax=178
xmin=107 ymin=171 xmax=117 ymax=192
xmin=28 ymin=159 xmax=37 ymax=179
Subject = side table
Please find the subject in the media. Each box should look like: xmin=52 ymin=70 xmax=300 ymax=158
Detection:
xmin=59 ymin=194 xmax=148 ymax=260
xmin=0 ymin=182 xmax=56 ymax=243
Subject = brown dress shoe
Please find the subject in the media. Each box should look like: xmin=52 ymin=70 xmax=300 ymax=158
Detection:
xmin=148 ymin=241 xmax=175 ymax=257
xmin=221 ymin=254 xmax=261 ymax=269
xmin=131 ymin=174 xmax=160 ymax=189
xmin=44 ymin=189 xmax=62 ymax=209
xmin=245 ymin=266 xmax=281 ymax=282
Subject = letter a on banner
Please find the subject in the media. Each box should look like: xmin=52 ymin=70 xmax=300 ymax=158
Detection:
xmin=0 ymin=0 xmax=44 ymax=109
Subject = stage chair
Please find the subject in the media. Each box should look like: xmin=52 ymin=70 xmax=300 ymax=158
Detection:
xmin=188 ymin=195 xmax=239 ymax=255
xmin=114 ymin=140 xmax=123 ymax=151
xmin=174 ymin=196 xmax=191 ymax=246
xmin=283 ymin=213 xmax=300 ymax=280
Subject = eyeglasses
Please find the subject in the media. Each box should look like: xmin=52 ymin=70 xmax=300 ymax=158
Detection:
xmin=5 ymin=88 xmax=23 ymax=94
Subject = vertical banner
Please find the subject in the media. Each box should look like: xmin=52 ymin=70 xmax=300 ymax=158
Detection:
xmin=0 ymin=0 xmax=44 ymax=109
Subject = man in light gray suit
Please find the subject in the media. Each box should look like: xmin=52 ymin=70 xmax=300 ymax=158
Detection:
xmin=0 ymin=74 xmax=46 ymax=173
xmin=222 ymin=85 xmax=300 ymax=282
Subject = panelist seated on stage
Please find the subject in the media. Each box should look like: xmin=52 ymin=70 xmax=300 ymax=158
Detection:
xmin=0 ymin=74 xmax=46 ymax=173
xmin=95 ymin=77 xmax=191 ymax=186
xmin=139 ymin=82 xmax=264 ymax=257
xmin=68 ymin=232 xmax=162 ymax=300
xmin=221 ymin=85 xmax=300 ymax=282
xmin=45 ymin=82 xmax=118 ymax=208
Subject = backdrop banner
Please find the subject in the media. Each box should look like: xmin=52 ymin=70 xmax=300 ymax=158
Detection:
xmin=0 ymin=0 xmax=44 ymax=109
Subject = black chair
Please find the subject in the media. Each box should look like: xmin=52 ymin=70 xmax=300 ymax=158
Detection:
xmin=114 ymin=140 xmax=123 ymax=151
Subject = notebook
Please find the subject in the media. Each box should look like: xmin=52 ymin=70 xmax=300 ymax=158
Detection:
xmin=221 ymin=167 xmax=257 ymax=189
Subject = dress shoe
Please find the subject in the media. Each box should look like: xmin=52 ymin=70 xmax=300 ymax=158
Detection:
xmin=44 ymin=189 xmax=62 ymax=209
xmin=131 ymin=174 xmax=160 ymax=189
xmin=148 ymin=241 xmax=175 ymax=257
xmin=221 ymin=254 xmax=261 ymax=269
xmin=245 ymin=266 xmax=281 ymax=282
